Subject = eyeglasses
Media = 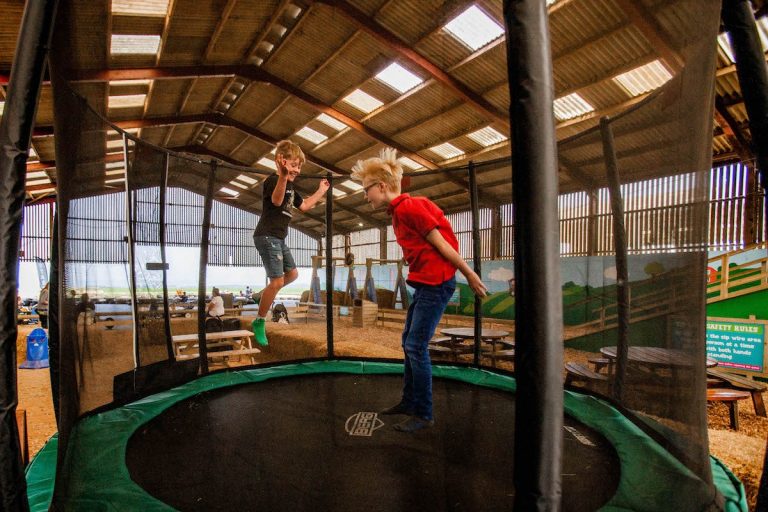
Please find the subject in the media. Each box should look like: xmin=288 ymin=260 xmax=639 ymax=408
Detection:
xmin=362 ymin=182 xmax=380 ymax=195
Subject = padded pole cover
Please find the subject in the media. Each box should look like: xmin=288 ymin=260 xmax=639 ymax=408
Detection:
xmin=0 ymin=1 xmax=58 ymax=509
xmin=503 ymin=0 xmax=564 ymax=509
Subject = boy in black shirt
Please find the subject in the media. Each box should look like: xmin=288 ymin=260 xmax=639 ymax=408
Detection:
xmin=252 ymin=140 xmax=329 ymax=345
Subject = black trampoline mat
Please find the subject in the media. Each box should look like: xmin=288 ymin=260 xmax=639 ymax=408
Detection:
xmin=126 ymin=374 xmax=620 ymax=511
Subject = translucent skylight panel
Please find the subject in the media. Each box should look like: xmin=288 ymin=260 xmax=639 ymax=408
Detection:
xmin=295 ymin=126 xmax=328 ymax=144
xmin=107 ymin=139 xmax=124 ymax=149
xmin=342 ymin=89 xmax=383 ymax=114
xmin=429 ymin=142 xmax=464 ymax=159
xmin=28 ymin=146 xmax=39 ymax=160
xmin=111 ymin=34 xmax=161 ymax=55
xmin=398 ymin=156 xmax=424 ymax=171
xmin=717 ymin=33 xmax=736 ymax=64
xmin=236 ymin=174 xmax=259 ymax=185
xmin=105 ymin=178 xmax=126 ymax=184
xmin=32 ymin=187 xmax=56 ymax=194
xmin=375 ymin=62 xmax=424 ymax=93
xmin=106 ymin=169 xmax=125 ymax=176
xmin=331 ymin=188 xmax=346 ymax=198
xmin=109 ymin=79 xmax=152 ymax=87
xmin=27 ymin=171 xmax=48 ymax=180
xmin=553 ymin=93 xmax=594 ymax=121
xmin=111 ymin=0 xmax=169 ymax=16
xmin=219 ymin=187 xmax=239 ymax=197
xmin=0 ymin=102 xmax=4 ymax=115
xmin=443 ymin=6 xmax=504 ymax=51
xmin=106 ymin=161 xmax=124 ymax=169
xmin=467 ymin=126 xmax=507 ymax=147
xmin=339 ymin=180 xmax=362 ymax=191
xmin=27 ymin=179 xmax=51 ymax=186
xmin=108 ymin=94 xmax=147 ymax=108
xmin=229 ymin=180 xmax=249 ymax=190
xmin=257 ymin=157 xmax=277 ymax=171
xmin=613 ymin=60 xmax=673 ymax=97
xmin=316 ymin=113 xmax=347 ymax=131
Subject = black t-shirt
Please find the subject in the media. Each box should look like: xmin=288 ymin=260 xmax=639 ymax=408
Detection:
xmin=254 ymin=174 xmax=304 ymax=239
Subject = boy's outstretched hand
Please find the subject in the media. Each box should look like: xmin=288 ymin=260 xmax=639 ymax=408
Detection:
xmin=317 ymin=179 xmax=330 ymax=194
xmin=467 ymin=272 xmax=488 ymax=297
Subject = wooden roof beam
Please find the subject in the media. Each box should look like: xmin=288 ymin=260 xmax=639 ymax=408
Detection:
xmin=72 ymin=65 xmax=439 ymax=171
xmin=714 ymin=95 xmax=753 ymax=162
xmin=612 ymin=0 xmax=683 ymax=73
xmin=313 ymin=0 xmax=509 ymax=130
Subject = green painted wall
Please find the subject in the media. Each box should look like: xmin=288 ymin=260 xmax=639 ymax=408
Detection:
xmin=707 ymin=289 xmax=768 ymax=320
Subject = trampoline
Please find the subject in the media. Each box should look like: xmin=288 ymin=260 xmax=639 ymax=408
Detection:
xmin=23 ymin=361 xmax=742 ymax=511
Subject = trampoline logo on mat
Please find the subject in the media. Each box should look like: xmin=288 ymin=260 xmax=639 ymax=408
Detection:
xmin=345 ymin=412 xmax=384 ymax=437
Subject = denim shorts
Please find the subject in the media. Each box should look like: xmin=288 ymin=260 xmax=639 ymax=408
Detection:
xmin=254 ymin=235 xmax=297 ymax=278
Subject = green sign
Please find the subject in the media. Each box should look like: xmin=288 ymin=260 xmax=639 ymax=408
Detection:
xmin=706 ymin=317 xmax=767 ymax=374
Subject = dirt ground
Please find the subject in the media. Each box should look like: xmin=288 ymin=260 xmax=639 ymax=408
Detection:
xmin=14 ymin=323 xmax=766 ymax=509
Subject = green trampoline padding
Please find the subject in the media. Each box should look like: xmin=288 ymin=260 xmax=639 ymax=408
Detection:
xmin=26 ymin=360 xmax=748 ymax=511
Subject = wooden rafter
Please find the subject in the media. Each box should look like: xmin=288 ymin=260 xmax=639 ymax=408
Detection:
xmin=612 ymin=0 xmax=683 ymax=72
xmin=714 ymin=95 xmax=752 ymax=162
xmin=203 ymin=0 xmax=238 ymax=63
xmin=314 ymin=0 xmax=509 ymax=129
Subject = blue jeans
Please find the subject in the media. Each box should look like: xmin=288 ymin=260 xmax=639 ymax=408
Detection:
xmin=253 ymin=235 xmax=297 ymax=278
xmin=400 ymin=277 xmax=456 ymax=421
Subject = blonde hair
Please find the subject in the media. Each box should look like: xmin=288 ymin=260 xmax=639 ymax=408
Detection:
xmin=351 ymin=148 xmax=403 ymax=193
xmin=275 ymin=140 xmax=305 ymax=165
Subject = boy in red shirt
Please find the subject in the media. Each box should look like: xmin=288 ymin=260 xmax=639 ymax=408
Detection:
xmin=352 ymin=148 xmax=487 ymax=432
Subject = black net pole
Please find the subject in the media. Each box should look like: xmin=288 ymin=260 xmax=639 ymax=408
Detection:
xmin=325 ymin=173 xmax=334 ymax=359
xmin=124 ymin=135 xmax=142 ymax=368
xmin=159 ymin=154 xmax=173 ymax=360
xmin=599 ymin=117 xmax=630 ymax=402
xmin=0 ymin=1 xmax=57 ymax=509
xmin=468 ymin=161 xmax=483 ymax=366
xmin=503 ymin=0 xmax=563 ymax=508
xmin=196 ymin=161 xmax=217 ymax=374
xmin=722 ymin=0 xmax=768 ymax=189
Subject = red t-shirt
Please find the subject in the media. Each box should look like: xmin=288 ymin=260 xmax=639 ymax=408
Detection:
xmin=387 ymin=194 xmax=458 ymax=285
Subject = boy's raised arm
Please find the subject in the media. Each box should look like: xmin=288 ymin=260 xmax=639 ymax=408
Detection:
xmin=299 ymin=179 xmax=330 ymax=211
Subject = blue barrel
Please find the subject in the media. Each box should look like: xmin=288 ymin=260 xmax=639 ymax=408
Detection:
xmin=19 ymin=328 xmax=49 ymax=369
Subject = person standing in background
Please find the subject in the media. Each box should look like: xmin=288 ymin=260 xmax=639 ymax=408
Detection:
xmin=37 ymin=282 xmax=49 ymax=329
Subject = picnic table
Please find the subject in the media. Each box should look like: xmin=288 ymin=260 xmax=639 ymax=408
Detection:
xmin=172 ymin=329 xmax=260 ymax=364
xmin=599 ymin=346 xmax=718 ymax=369
xmin=434 ymin=327 xmax=513 ymax=364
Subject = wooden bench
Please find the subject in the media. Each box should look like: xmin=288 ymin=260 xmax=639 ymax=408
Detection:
xmin=588 ymin=357 xmax=611 ymax=372
xmin=707 ymin=388 xmax=751 ymax=430
xmin=484 ymin=348 xmax=515 ymax=367
xmin=172 ymin=330 xmax=260 ymax=364
xmin=707 ymin=368 xmax=767 ymax=417
xmin=565 ymin=362 xmax=608 ymax=386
